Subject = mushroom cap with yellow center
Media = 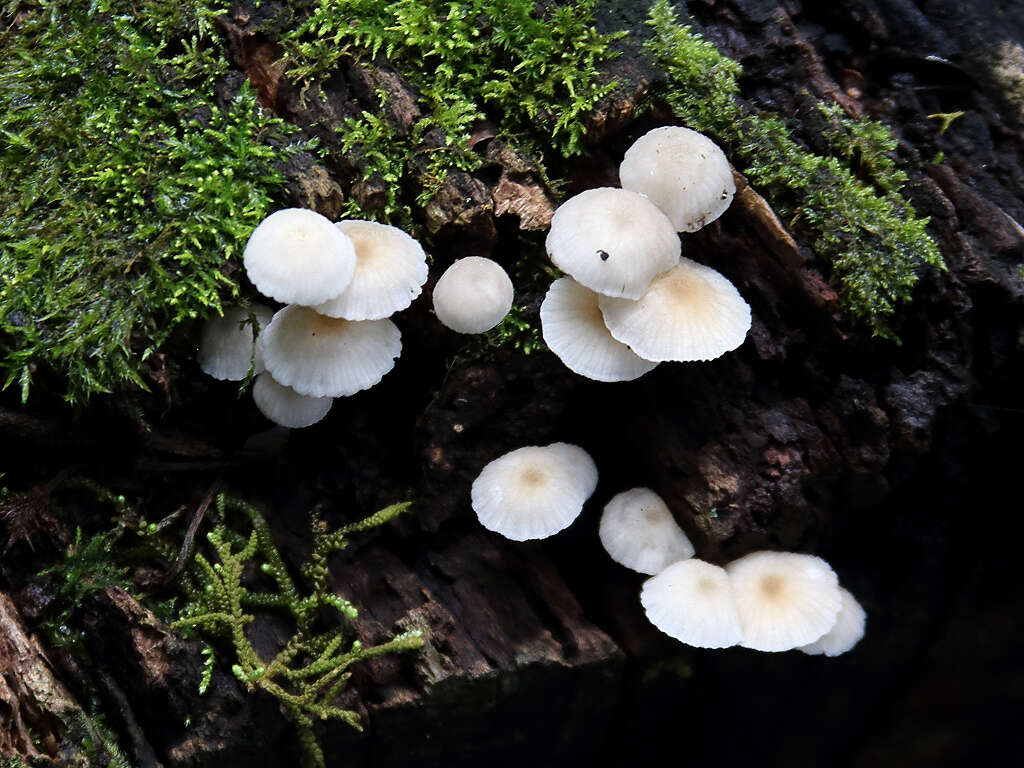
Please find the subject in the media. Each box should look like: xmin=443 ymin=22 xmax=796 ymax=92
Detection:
xmin=640 ymin=559 xmax=742 ymax=649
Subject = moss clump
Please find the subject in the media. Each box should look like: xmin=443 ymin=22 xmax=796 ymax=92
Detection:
xmin=0 ymin=0 xmax=302 ymax=403
xmin=644 ymin=0 xmax=945 ymax=339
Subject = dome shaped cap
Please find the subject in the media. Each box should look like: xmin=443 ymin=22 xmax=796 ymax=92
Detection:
xmin=726 ymin=551 xmax=842 ymax=652
xmin=545 ymin=188 xmax=680 ymax=299
xmin=261 ymin=305 xmax=401 ymax=398
xmin=640 ymin=559 xmax=742 ymax=649
xmin=599 ymin=258 xmax=751 ymax=362
xmin=471 ymin=443 xmax=598 ymax=541
xmin=198 ymin=304 xmax=273 ymax=381
xmin=432 ymin=257 xmax=514 ymax=333
xmin=620 ymin=126 xmax=736 ymax=233
xmin=243 ymin=208 xmax=356 ymax=305
xmin=252 ymin=372 xmax=333 ymax=429
xmin=801 ymin=587 xmax=866 ymax=657
xmin=540 ymin=277 xmax=658 ymax=382
xmin=314 ymin=220 xmax=429 ymax=320
xmin=599 ymin=488 xmax=694 ymax=575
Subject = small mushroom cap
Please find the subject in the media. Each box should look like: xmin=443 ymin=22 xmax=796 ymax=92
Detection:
xmin=243 ymin=208 xmax=356 ymax=306
xmin=261 ymin=305 xmax=402 ymax=398
xmin=198 ymin=304 xmax=274 ymax=381
xmin=545 ymin=188 xmax=681 ymax=299
xmin=252 ymin=372 xmax=333 ymax=429
xmin=801 ymin=587 xmax=866 ymax=657
xmin=599 ymin=488 xmax=695 ymax=575
xmin=540 ymin=277 xmax=659 ymax=382
xmin=598 ymin=257 xmax=751 ymax=362
xmin=640 ymin=559 xmax=743 ymax=649
xmin=726 ymin=551 xmax=842 ymax=653
xmin=314 ymin=220 xmax=429 ymax=320
xmin=619 ymin=126 xmax=736 ymax=233
xmin=471 ymin=443 xmax=598 ymax=541
xmin=432 ymin=257 xmax=515 ymax=333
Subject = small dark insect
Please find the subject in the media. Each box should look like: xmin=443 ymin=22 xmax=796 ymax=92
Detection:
xmin=597 ymin=249 xmax=610 ymax=261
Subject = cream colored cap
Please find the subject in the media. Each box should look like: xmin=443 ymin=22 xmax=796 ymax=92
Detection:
xmin=540 ymin=277 xmax=658 ymax=382
xmin=801 ymin=587 xmax=866 ymax=657
xmin=243 ymin=208 xmax=356 ymax=305
xmin=599 ymin=258 xmax=750 ymax=362
xmin=599 ymin=488 xmax=694 ymax=575
xmin=252 ymin=372 xmax=333 ymax=428
xmin=620 ymin=126 xmax=735 ymax=232
xmin=432 ymin=257 xmax=514 ymax=333
xmin=261 ymin=305 xmax=401 ymax=398
xmin=640 ymin=559 xmax=743 ymax=649
xmin=198 ymin=304 xmax=273 ymax=381
xmin=545 ymin=188 xmax=680 ymax=299
xmin=314 ymin=220 xmax=428 ymax=320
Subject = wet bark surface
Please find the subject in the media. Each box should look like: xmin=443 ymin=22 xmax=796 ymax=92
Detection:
xmin=2 ymin=1 xmax=1024 ymax=766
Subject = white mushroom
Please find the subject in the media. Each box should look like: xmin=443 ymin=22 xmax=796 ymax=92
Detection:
xmin=252 ymin=372 xmax=333 ymax=429
xmin=800 ymin=587 xmax=866 ymax=657
xmin=243 ymin=208 xmax=356 ymax=306
xmin=314 ymin=220 xmax=429 ymax=320
xmin=545 ymin=188 xmax=680 ymax=299
xmin=640 ymin=559 xmax=743 ymax=649
xmin=540 ymin=277 xmax=658 ymax=382
xmin=598 ymin=257 xmax=751 ymax=362
xmin=197 ymin=304 xmax=273 ymax=381
xmin=599 ymin=488 xmax=694 ymax=575
xmin=432 ymin=257 xmax=515 ymax=333
xmin=619 ymin=126 xmax=735 ymax=232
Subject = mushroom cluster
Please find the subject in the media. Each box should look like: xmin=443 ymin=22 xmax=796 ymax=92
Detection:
xmin=197 ymin=209 xmax=428 ymax=428
xmin=541 ymin=126 xmax=751 ymax=382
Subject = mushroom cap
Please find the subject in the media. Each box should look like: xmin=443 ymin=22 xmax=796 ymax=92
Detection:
xmin=598 ymin=257 xmax=751 ymax=362
xmin=261 ymin=305 xmax=402 ymax=398
xmin=470 ymin=443 xmax=598 ymax=541
xmin=800 ymin=587 xmax=866 ymax=657
xmin=198 ymin=304 xmax=274 ymax=381
xmin=540 ymin=277 xmax=659 ymax=382
xmin=640 ymin=559 xmax=743 ymax=649
xmin=432 ymin=257 xmax=514 ymax=333
xmin=314 ymin=220 xmax=429 ymax=320
xmin=619 ymin=126 xmax=736 ymax=233
xmin=545 ymin=187 xmax=681 ymax=299
xmin=599 ymin=487 xmax=695 ymax=575
xmin=243 ymin=208 xmax=357 ymax=306
xmin=252 ymin=372 xmax=333 ymax=429
xmin=726 ymin=551 xmax=843 ymax=653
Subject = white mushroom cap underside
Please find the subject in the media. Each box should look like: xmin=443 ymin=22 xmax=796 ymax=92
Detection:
xmin=598 ymin=257 xmax=751 ymax=362
xmin=261 ymin=305 xmax=401 ymax=398
xmin=471 ymin=443 xmax=597 ymax=541
xmin=433 ymin=257 xmax=514 ymax=333
xmin=599 ymin=487 xmax=694 ymax=575
xmin=198 ymin=304 xmax=273 ymax=381
xmin=540 ymin=277 xmax=659 ymax=382
xmin=640 ymin=559 xmax=742 ymax=649
xmin=801 ymin=587 xmax=866 ymax=657
xmin=620 ymin=126 xmax=736 ymax=233
xmin=314 ymin=220 xmax=429 ymax=320
xmin=243 ymin=208 xmax=356 ymax=306
xmin=726 ymin=551 xmax=842 ymax=652
xmin=545 ymin=188 xmax=680 ymax=300
xmin=252 ymin=372 xmax=333 ymax=429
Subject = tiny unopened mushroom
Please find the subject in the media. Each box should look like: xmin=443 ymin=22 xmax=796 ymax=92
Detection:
xmin=545 ymin=188 xmax=680 ymax=299
xmin=599 ymin=257 xmax=751 ymax=362
xmin=726 ymin=551 xmax=842 ymax=653
xmin=261 ymin=305 xmax=401 ymax=398
xmin=252 ymin=372 xmax=333 ymax=429
xmin=243 ymin=208 xmax=356 ymax=306
xmin=471 ymin=442 xmax=598 ymax=541
xmin=314 ymin=220 xmax=429 ymax=321
xmin=599 ymin=488 xmax=694 ymax=575
xmin=619 ymin=126 xmax=735 ymax=232
xmin=432 ymin=256 xmax=514 ymax=333
xmin=640 ymin=559 xmax=743 ymax=649
xmin=800 ymin=587 xmax=866 ymax=657
xmin=540 ymin=277 xmax=658 ymax=382
xmin=198 ymin=304 xmax=273 ymax=381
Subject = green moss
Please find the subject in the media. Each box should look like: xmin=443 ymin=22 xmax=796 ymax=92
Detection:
xmin=0 ymin=0 xmax=304 ymax=403
xmin=644 ymin=0 xmax=945 ymax=339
